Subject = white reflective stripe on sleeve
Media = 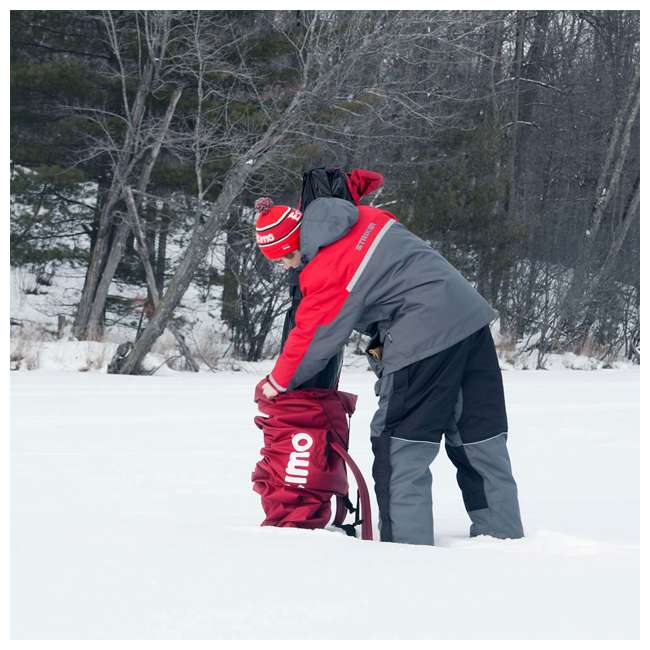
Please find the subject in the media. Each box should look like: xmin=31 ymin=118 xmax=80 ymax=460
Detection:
xmin=268 ymin=374 xmax=287 ymax=392
xmin=346 ymin=219 xmax=395 ymax=292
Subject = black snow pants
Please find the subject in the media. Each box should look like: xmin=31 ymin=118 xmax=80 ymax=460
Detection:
xmin=370 ymin=325 xmax=524 ymax=545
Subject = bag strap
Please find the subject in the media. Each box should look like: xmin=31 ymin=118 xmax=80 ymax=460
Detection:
xmin=333 ymin=492 xmax=360 ymax=530
xmin=333 ymin=494 xmax=350 ymax=528
xmin=330 ymin=442 xmax=373 ymax=541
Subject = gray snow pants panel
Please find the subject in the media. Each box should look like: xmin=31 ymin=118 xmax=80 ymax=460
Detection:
xmin=445 ymin=429 xmax=524 ymax=540
xmin=372 ymin=436 xmax=440 ymax=545
xmin=369 ymin=326 xmax=523 ymax=545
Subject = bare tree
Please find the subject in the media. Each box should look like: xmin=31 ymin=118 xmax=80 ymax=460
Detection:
xmin=11 ymin=10 xmax=639 ymax=366
xmin=73 ymin=10 xmax=177 ymax=340
xmin=112 ymin=10 xmax=456 ymax=373
xmin=556 ymin=60 xmax=639 ymax=349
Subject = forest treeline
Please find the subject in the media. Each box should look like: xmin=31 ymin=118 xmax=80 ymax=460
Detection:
xmin=10 ymin=10 xmax=640 ymax=371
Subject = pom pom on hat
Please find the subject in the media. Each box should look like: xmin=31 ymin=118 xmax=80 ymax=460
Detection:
xmin=346 ymin=169 xmax=384 ymax=205
xmin=255 ymin=196 xmax=274 ymax=214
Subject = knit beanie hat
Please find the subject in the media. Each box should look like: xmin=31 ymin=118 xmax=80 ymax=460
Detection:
xmin=254 ymin=197 xmax=303 ymax=260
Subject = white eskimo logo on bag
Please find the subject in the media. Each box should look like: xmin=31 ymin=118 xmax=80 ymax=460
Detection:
xmin=284 ymin=433 xmax=313 ymax=488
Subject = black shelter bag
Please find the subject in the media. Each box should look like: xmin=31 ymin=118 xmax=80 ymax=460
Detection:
xmin=279 ymin=167 xmax=356 ymax=390
xmin=299 ymin=167 xmax=354 ymax=211
xmin=280 ymin=166 xmax=383 ymax=389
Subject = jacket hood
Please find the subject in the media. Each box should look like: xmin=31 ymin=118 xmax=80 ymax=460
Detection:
xmin=299 ymin=197 xmax=359 ymax=262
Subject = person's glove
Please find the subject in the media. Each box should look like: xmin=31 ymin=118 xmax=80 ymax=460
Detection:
xmin=255 ymin=376 xmax=280 ymax=402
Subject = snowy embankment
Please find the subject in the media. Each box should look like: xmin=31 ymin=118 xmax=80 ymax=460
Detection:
xmin=10 ymin=260 xmax=638 ymax=374
xmin=10 ymin=366 xmax=639 ymax=639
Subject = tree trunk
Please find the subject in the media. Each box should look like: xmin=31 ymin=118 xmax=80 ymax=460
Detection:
xmin=155 ymin=211 xmax=169 ymax=296
xmin=72 ymin=56 xmax=158 ymax=339
xmin=80 ymin=84 xmax=183 ymax=341
xmin=111 ymin=60 xmax=311 ymax=374
xmin=574 ymin=176 xmax=640 ymax=349
xmin=557 ymin=63 xmax=639 ymax=344
xmin=114 ymin=162 xmax=255 ymax=374
xmin=145 ymin=207 xmax=157 ymax=306
xmin=507 ymin=10 xmax=526 ymax=222
xmin=516 ymin=11 xmax=550 ymax=179
xmin=114 ymin=186 xmax=199 ymax=373
xmin=585 ymin=64 xmax=639 ymax=244
xmin=221 ymin=207 xmax=243 ymax=331
xmin=86 ymin=221 xmax=130 ymax=340
xmin=72 ymin=179 xmax=124 ymax=339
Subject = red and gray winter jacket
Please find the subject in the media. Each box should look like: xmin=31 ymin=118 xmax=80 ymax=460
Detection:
xmin=267 ymin=197 xmax=497 ymax=393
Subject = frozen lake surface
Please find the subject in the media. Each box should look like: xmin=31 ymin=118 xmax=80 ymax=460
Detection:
xmin=10 ymin=366 xmax=640 ymax=639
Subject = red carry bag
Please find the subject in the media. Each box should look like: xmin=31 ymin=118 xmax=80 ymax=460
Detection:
xmin=251 ymin=385 xmax=373 ymax=540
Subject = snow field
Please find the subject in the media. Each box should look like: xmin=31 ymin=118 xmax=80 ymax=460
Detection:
xmin=10 ymin=367 xmax=639 ymax=639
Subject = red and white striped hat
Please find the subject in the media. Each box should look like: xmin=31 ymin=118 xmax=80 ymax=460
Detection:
xmin=254 ymin=197 xmax=303 ymax=260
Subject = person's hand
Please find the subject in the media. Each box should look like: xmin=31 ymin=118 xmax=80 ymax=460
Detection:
xmin=255 ymin=376 xmax=280 ymax=401
xmin=262 ymin=379 xmax=279 ymax=399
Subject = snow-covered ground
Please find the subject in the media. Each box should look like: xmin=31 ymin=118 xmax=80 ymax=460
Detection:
xmin=10 ymin=365 xmax=639 ymax=639
xmin=11 ymin=258 xmax=638 ymax=374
